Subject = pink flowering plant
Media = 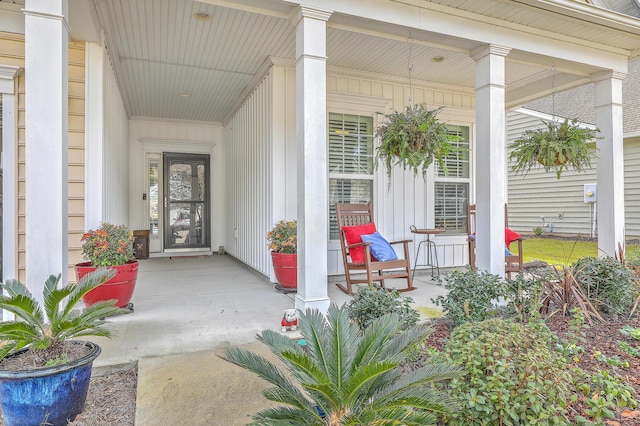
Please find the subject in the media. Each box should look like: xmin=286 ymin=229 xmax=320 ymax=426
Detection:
xmin=81 ymin=223 xmax=135 ymax=267
xmin=267 ymin=220 xmax=297 ymax=254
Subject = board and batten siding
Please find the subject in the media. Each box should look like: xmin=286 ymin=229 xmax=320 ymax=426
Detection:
xmin=225 ymin=63 xmax=477 ymax=279
xmin=507 ymin=110 xmax=640 ymax=243
xmin=225 ymin=67 xmax=294 ymax=279
xmin=102 ymin=47 xmax=129 ymax=227
xmin=326 ymin=68 xmax=476 ymax=273
xmin=0 ymin=32 xmax=87 ymax=281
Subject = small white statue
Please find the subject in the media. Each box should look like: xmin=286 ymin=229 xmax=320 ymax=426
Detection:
xmin=281 ymin=309 xmax=298 ymax=333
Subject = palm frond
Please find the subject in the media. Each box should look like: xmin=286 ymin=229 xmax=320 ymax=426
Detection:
xmin=0 ymin=321 xmax=40 ymax=341
xmin=0 ymin=295 xmax=45 ymax=331
xmin=2 ymin=279 xmax=33 ymax=298
xmin=44 ymin=286 xmax=74 ymax=327
xmin=219 ymin=347 xmax=309 ymax=405
xmin=42 ymin=274 xmax=61 ymax=302
xmin=323 ymin=303 xmax=359 ymax=392
xmin=248 ymin=406 xmax=324 ymax=425
xmin=299 ymin=307 xmax=331 ymax=376
xmin=63 ymin=268 xmax=115 ymax=318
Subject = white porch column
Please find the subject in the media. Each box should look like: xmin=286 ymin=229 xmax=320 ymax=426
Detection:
xmin=593 ymin=70 xmax=626 ymax=258
xmin=24 ymin=0 xmax=69 ymax=304
xmin=292 ymin=6 xmax=332 ymax=314
xmin=1 ymin=66 xmax=20 ymax=288
xmin=472 ymin=45 xmax=511 ymax=277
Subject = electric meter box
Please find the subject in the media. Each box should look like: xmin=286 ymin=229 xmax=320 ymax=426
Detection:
xmin=584 ymin=183 xmax=597 ymax=203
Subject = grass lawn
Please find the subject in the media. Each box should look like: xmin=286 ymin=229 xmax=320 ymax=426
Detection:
xmin=511 ymin=237 xmax=640 ymax=266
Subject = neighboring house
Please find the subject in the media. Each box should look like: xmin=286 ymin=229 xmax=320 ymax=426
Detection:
xmin=507 ymin=57 xmax=640 ymax=244
xmin=0 ymin=0 xmax=638 ymax=312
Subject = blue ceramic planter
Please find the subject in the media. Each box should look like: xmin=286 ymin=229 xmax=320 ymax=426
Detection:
xmin=0 ymin=341 xmax=101 ymax=426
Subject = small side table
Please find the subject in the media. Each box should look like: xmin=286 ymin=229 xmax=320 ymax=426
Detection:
xmin=410 ymin=225 xmax=446 ymax=279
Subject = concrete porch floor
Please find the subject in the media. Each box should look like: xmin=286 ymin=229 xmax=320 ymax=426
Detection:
xmin=88 ymin=254 xmax=448 ymax=371
xmin=84 ymin=254 xmax=450 ymax=425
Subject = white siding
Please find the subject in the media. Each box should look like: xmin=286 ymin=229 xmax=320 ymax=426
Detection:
xmin=327 ymin=71 xmax=475 ymax=272
xmin=225 ymin=70 xmax=280 ymax=277
xmin=128 ymin=120 xmax=224 ymax=250
xmin=224 ymin=64 xmax=478 ymax=278
xmin=103 ymin=49 xmax=129 ymax=225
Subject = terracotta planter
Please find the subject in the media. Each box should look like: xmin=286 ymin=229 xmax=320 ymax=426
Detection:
xmin=0 ymin=341 xmax=100 ymax=426
xmin=271 ymin=252 xmax=297 ymax=290
xmin=74 ymin=260 xmax=138 ymax=309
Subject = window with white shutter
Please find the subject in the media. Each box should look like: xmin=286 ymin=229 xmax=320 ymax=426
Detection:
xmin=434 ymin=125 xmax=470 ymax=233
xmin=328 ymin=113 xmax=374 ymax=240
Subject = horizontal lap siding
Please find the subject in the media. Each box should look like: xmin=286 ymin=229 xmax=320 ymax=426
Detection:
xmin=507 ymin=111 xmax=640 ymax=238
xmin=67 ymin=42 xmax=86 ymax=279
xmin=624 ymin=139 xmax=640 ymax=237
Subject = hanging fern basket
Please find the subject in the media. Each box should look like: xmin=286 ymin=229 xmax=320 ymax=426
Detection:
xmin=375 ymin=105 xmax=459 ymax=179
xmin=509 ymin=118 xmax=599 ymax=179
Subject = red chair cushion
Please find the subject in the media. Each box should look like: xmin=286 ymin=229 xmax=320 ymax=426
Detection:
xmin=342 ymin=223 xmax=377 ymax=264
xmin=505 ymin=227 xmax=521 ymax=249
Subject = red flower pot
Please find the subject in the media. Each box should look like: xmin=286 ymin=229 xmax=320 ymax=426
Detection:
xmin=74 ymin=260 xmax=138 ymax=309
xmin=271 ymin=252 xmax=297 ymax=289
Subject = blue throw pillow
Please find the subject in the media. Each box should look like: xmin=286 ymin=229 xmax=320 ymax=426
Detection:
xmin=361 ymin=232 xmax=398 ymax=262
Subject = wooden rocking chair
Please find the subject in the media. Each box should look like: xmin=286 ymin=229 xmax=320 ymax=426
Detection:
xmin=335 ymin=203 xmax=416 ymax=295
xmin=468 ymin=204 xmax=546 ymax=277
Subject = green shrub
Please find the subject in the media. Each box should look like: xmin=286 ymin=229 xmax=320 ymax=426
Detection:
xmin=346 ymin=286 xmax=419 ymax=330
xmin=572 ymin=256 xmax=637 ymax=315
xmin=533 ymin=226 xmax=543 ymax=236
xmin=503 ymin=274 xmax=545 ymax=322
xmin=432 ymin=269 xmax=503 ymax=325
xmin=442 ymin=318 xmax=573 ymax=425
xmin=221 ymin=304 xmax=460 ymax=425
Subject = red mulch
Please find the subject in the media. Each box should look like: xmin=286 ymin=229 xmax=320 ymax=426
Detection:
xmin=424 ymin=315 xmax=640 ymax=425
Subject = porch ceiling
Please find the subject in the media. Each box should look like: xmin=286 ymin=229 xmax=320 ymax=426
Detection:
xmin=83 ymin=0 xmax=640 ymax=124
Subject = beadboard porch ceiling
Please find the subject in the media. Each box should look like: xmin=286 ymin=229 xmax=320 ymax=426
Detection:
xmin=68 ymin=0 xmax=640 ymax=124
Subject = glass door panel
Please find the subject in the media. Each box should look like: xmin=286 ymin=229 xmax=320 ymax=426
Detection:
xmin=163 ymin=153 xmax=209 ymax=250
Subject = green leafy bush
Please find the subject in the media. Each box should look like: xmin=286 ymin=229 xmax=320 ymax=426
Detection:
xmin=433 ymin=269 xmax=503 ymax=325
xmin=572 ymin=256 xmax=637 ymax=315
xmin=441 ymin=318 xmax=573 ymax=425
xmin=346 ymin=286 xmax=419 ymax=330
xmin=503 ymin=274 xmax=545 ymax=322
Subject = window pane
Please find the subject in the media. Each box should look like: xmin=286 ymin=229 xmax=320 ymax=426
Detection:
xmin=328 ymin=113 xmax=374 ymax=240
xmin=329 ymin=114 xmax=374 ymax=175
xmin=329 ymin=178 xmax=373 ymax=240
xmin=434 ymin=183 xmax=469 ymax=233
xmin=437 ymin=125 xmax=470 ymax=178
xmin=149 ymin=160 xmax=159 ymax=237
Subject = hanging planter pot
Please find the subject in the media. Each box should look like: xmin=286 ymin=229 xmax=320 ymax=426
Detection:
xmin=375 ymin=105 xmax=459 ymax=180
xmin=509 ymin=118 xmax=599 ymax=179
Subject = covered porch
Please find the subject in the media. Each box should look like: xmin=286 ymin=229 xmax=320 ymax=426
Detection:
xmin=89 ymin=255 xmax=447 ymax=371
xmin=2 ymin=0 xmax=638 ymax=317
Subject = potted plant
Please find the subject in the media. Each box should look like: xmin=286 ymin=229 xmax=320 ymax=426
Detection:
xmin=509 ymin=118 xmax=599 ymax=179
xmin=267 ymin=220 xmax=297 ymax=292
xmin=375 ymin=104 xmax=458 ymax=180
xmin=0 ymin=269 xmax=128 ymax=426
xmin=75 ymin=223 xmax=137 ymax=310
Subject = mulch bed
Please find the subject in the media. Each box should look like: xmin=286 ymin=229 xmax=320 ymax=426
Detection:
xmin=424 ymin=315 xmax=640 ymax=425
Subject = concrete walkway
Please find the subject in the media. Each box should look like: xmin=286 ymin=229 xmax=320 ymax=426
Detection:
xmin=85 ymin=255 xmax=448 ymax=425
